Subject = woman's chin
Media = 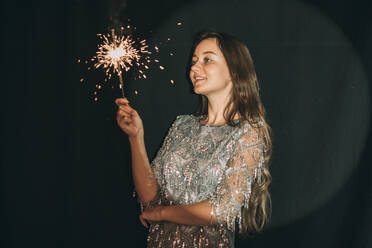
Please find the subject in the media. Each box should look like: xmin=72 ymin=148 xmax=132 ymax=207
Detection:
xmin=193 ymin=88 xmax=204 ymax=95
xmin=193 ymin=85 xmax=206 ymax=95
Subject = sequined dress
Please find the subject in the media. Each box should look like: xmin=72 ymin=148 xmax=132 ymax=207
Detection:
xmin=143 ymin=114 xmax=266 ymax=248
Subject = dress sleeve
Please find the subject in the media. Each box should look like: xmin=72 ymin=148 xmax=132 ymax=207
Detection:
xmin=151 ymin=115 xmax=183 ymax=186
xmin=137 ymin=115 xmax=183 ymax=211
xmin=208 ymin=123 xmax=266 ymax=231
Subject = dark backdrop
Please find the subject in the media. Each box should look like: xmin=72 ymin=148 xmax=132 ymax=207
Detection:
xmin=1 ymin=0 xmax=371 ymax=247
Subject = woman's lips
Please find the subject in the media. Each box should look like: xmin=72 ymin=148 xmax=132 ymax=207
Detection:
xmin=194 ymin=76 xmax=206 ymax=85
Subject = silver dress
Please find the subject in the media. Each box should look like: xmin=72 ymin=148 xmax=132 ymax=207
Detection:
xmin=143 ymin=114 xmax=266 ymax=248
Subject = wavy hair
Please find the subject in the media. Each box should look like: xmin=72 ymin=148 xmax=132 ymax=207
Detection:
xmin=191 ymin=31 xmax=273 ymax=235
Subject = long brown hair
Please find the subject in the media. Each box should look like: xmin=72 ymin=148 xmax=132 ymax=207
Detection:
xmin=191 ymin=31 xmax=273 ymax=235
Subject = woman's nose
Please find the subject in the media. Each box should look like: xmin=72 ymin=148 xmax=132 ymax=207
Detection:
xmin=191 ymin=63 xmax=200 ymax=72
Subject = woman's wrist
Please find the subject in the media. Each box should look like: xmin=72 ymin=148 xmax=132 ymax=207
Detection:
xmin=128 ymin=135 xmax=144 ymax=145
xmin=159 ymin=205 xmax=169 ymax=221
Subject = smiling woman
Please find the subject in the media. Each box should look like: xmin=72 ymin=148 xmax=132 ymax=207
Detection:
xmin=115 ymin=31 xmax=273 ymax=247
xmin=190 ymin=38 xmax=233 ymax=103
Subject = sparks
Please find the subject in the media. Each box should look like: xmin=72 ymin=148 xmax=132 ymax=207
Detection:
xmin=81 ymin=24 xmax=167 ymax=101
xmin=94 ymin=31 xmax=148 ymax=76
xmin=93 ymin=29 xmax=151 ymax=97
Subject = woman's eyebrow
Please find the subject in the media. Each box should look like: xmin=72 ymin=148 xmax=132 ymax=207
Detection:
xmin=192 ymin=51 xmax=217 ymax=57
xmin=202 ymin=51 xmax=217 ymax=55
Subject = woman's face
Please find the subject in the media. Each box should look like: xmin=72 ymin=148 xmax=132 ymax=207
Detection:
xmin=189 ymin=38 xmax=232 ymax=97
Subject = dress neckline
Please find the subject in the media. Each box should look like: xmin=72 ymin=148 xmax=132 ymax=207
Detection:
xmin=196 ymin=115 xmax=240 ymax=127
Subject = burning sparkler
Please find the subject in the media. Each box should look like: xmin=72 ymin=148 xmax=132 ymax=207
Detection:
xmin=93 ymin=28 xmax=151 ymax=97
xmin=78 ymin=20 xmax=182 ymax=102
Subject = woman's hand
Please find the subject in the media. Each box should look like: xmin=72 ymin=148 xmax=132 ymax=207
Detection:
xmin=139 ymin=205 xmax=165 ymax=228
xmin=115 ymin=98 xmax=144 ymax=139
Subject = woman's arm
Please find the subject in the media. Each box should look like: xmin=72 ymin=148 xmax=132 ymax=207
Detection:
xmin=116 ymin=98 xmax=158 ymax=203
xmin=129 ymin=136 xmax=158 ymax=203
xmin=139 ymin=200 xmax=218 ymax=227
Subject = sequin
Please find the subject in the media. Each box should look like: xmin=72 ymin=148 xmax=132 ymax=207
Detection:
xmin=139 ymin=115 xmax=266 ymax=248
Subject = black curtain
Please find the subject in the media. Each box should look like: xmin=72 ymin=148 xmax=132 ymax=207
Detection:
xmin=1 ymin=0 xmax=371 ymax=247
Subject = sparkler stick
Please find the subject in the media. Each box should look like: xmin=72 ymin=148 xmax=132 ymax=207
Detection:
xmin=110 ymin=29 xmax=126 ymax=97
xmin=118 ymin=71 xmax=125 ymax=97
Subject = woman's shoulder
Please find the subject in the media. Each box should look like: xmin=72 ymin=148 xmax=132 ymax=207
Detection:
xmin=240 ymin=118 xmax=264 ymax=129
xmin=238 ymin=119 xmax=265 ymax=143
xmin=166 ymin=114 xmax=197 ymax=137
xmin=172 ymin=114 xmax=197 ymax=126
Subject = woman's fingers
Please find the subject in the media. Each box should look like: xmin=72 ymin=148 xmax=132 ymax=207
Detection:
xmin=118 ymin=105 xmax=134 ymax=115
xmin=116 ymin=98 xmax=137 ymax=116
xmin=117 ymin=109 xmax=131 ymax=118
xmin=139 ymin=214 xmax=148 ymax=228
xmin=117 ymin=112 xmax=133 ymax=125
xmin=115 ymin=97 xmax=129 ymax=106
xmin=115 ymin=98 xmax=143 ymax=138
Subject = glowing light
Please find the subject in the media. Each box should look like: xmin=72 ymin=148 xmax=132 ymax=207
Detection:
xmin=94 ymin=31 xmax=148 ymax=77
xmin=80 ymin=25 xmax=167 ymax=101
xmin=93 ymin=29 xmax=153 ymax=97
xmin=170 ymin=79 xmax=174 ymax=84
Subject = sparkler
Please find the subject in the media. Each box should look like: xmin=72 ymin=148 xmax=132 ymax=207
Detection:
xmin=93 ymin=28 xmax=151 ymax=97
xmin=78 ymin=20 xmax=183 ymax=102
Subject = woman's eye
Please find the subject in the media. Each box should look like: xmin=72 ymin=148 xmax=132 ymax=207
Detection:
xmin=204 ymin=57 xmax=211 ymax=63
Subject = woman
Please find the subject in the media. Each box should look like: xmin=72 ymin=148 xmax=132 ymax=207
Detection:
xmin=115 ymin=31 xmax=273 ymax=247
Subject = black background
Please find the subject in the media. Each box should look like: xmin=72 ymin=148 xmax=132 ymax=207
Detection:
xmin=1 ymin=0 xmax=372 ymax=247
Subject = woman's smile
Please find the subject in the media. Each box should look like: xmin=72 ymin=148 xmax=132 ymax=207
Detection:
xmin=189 ymin=38 xmax=232 ymax=97
xmin=193 ymin=75 xmax=207 ymax=85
